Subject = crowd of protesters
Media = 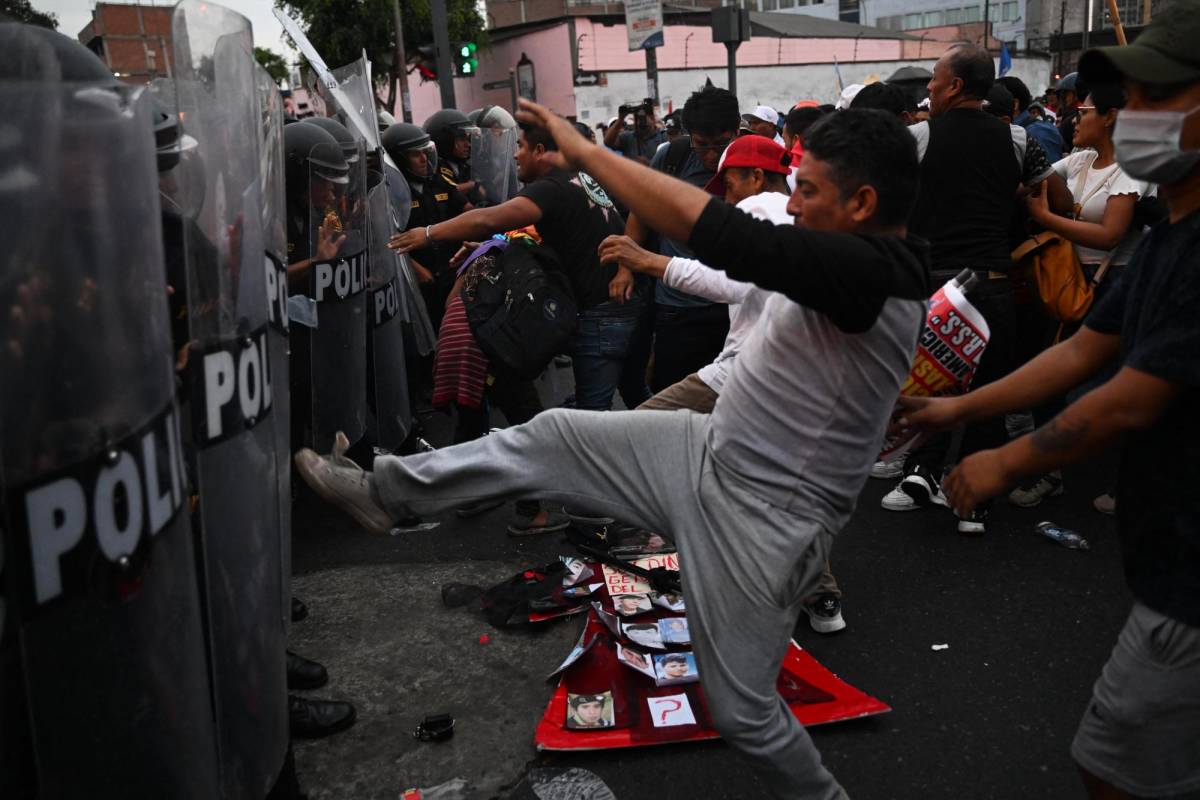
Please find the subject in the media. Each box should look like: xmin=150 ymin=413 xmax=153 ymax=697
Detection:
xmin=298 ymin=4 xmax=1200 ymax=797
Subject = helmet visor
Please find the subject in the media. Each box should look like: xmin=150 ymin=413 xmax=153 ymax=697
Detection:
xmin=402 ymin=139 xmax=438 ymax=179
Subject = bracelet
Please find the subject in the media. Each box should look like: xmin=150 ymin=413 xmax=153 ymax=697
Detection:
xmin=424 ymin=225 xmax=433 ymax=244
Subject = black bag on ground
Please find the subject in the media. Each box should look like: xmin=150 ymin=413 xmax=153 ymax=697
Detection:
xmin=463 ymin=242 xmax=578 ymax=379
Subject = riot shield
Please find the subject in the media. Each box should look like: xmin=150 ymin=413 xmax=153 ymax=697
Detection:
xmin=326 ymin=54 xmax=381 ymax=152
xmin=307 ymin=141 xmax=369 ymax=452
xmin=366 ymin=171 xmax=412 ymax=449
xmin=381 ymin=158 xmax=436 ymax=357
xmin=256 ymin=61 xmax=293 ymax=634
xmin=471 ymin=123 xmax=520 ymax=205
xmin=0 ymin=79 xmax=218 ymax=797
xmin=172 ymin=2 xmax=288 ymax=795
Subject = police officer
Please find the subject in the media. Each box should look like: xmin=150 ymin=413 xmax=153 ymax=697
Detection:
xmin=424 ymin=109 xmax=484 ymax=206
xmin=381 ymin=121 xmax=472 ymax=333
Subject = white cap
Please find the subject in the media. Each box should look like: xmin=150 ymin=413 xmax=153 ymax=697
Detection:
xmin=835 ymin=84 xmax=865 ymax=111
xmin=749 ymin=104 xmax=778 ymax=123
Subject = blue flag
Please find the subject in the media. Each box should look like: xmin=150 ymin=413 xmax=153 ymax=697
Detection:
xmin=999 ymin=42 xmax=1012 ymax=77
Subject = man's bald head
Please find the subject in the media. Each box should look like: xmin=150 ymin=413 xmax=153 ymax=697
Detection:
xmin=945 ymin=43 xmax=995 ymax=100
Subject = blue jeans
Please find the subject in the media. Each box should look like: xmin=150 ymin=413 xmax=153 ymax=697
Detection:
xmin=570 ymin=301 xmax=644 ymax=411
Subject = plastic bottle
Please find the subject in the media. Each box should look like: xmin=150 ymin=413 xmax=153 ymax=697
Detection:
xmin=952 ymin=267 xmax=980 ymax=295
xmin=1036 ymin=521 xmax=1090 ymax=550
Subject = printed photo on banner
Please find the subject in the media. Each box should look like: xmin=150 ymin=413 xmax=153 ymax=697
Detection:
xmin=647 ymin=692 xmax=696 ymax=727
xmin=653 ymin=652 xmax=699 ymax=686
xmin=658 ymin=616 xmax=690 ymax=644
xmin=566 ymin=691 xmax=614 ymax=729
xmin=652 ymin=591 xmax=685 ymax=612
xmin=621 ymin=620 xmax=665 ymax=650
xmin=616 ymin=643 xmax=657 ymax=679
xmin=560 ymin=556 xmax=594 ymax=587
xmin=613 ymin=593 xmax=652 ymax=617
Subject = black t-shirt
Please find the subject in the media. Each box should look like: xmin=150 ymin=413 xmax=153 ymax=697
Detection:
xmin=518 ymin=168 xmax=621 ymax=310
xmin=1085 ymin=210 xmax=1200 ymax=626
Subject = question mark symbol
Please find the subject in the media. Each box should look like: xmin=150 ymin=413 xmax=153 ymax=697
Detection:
xmin=655 ymin=698 xmax=682 ymax=724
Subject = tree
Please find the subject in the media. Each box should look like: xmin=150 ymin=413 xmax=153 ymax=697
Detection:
xmin=276 ymin=0 xmax=486 ymax=112
xmin=255 ymin=46 xmax=290 ymax=85
xmin=1 ymin=0 xmax=58 ymax=29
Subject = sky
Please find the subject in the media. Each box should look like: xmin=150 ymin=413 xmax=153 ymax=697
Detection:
xmin=36 ymin=0 xmax=299 ymax=59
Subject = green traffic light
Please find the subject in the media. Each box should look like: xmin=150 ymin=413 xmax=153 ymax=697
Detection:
xmin=463 ymin=63 xmax=472 ymax=74
xmin=467 ymin=42 xmax=477 ymax=53
xmin=460 ymin=45 xmax=470 ymax=57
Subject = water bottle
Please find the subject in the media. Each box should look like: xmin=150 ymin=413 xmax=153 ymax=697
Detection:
xmin=952 ymin=268 xmax=980 ymax=295
xmin=1035 ymin=521 xmax=1090 ymax=550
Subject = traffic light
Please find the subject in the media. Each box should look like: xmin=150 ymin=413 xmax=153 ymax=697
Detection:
xmin=454 ymin=41 xmax=478 ymax=76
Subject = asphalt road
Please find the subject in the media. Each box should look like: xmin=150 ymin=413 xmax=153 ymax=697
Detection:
xmin=292 ymin=391 xmax=1129 ymax=800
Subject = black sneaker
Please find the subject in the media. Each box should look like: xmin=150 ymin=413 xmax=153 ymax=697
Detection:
xmin=802 ymin=593 xmax=847 ymax=634
xmin=288 ymin=695 xmax=356 ymax=739
xmin=899 ymin=465 xmax=950 ymax=508
xmin=956 ymin=508 xmax=987 ymax=536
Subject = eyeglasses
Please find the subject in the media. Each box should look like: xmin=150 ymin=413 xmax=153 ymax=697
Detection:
xmin=1078 ymin=105 xmax=1097 ymax=115
xmin=691 ymin=137 xmax=733 ymax=153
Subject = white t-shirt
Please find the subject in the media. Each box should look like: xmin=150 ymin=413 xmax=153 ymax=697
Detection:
xmin=1052 ymin=150 xmax=1150 ymax=265
xmin=662 ymin=191 xmax=793 ymax=393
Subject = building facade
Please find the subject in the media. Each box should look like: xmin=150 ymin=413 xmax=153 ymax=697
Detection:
xmin=77 ymin=3 xmax=174 ymax=84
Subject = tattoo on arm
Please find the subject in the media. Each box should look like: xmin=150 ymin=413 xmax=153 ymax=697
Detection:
xmin=1031 ymin=415 xmax=1091 ymax=453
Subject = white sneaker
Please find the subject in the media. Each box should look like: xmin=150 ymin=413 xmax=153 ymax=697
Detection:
xmin=294 ymin=432 xmax=395 ymax=535
xmin=881 ymin=484 xmax=918 ymax=511
xmin=870 ymin=456 xmax=906 ymax=480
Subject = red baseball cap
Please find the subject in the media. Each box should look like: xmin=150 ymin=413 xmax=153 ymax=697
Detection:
xmin=703 ymin=135 xmax=792 ymax=195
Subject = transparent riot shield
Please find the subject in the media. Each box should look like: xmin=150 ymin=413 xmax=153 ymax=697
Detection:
xmin=172 ymin=2 xmax=288 ymax=795
xmin=256 ymin=61 xmax=293 ymax=635
xmin=0 ymin=81 xmax=218 ymax=796
xmin=365 ymin=171 xmax=411 ymax=449
xmin=471 ymin=123 xmax=520 ymax=205
xmin=326 ymin=53 xmax=381 ymax=152
xmin=378 ymin=165 xmax=435 ymax=356
xmin=307 ymin=142 xmax=369 ymax=452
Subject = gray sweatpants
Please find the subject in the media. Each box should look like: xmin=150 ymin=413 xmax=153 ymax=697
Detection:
xmin=372 ymin=408 xmax=846 ymax=799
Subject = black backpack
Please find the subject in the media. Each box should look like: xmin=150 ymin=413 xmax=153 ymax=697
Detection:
xmin=462 ymin=242 xmax=578 ymax=380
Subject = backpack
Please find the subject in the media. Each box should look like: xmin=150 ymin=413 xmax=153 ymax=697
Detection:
xmin=661 ymin=135 xmax=691 ymax=176
xmin=1010 ymin=231 xmax=1112 ymax=324
xmin=462 ymin=242 xmax=578 ymax=380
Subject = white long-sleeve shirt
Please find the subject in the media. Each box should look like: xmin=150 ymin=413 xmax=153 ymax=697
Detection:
xmin=661 ymin=191 xmax=792 ymax=393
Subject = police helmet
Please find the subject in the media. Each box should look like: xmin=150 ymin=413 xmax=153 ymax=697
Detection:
xmin=377 ymin=109 xmax=396 ymax=133
xmin=423 ymin=108 xmax=480 ymax=159
xmin=381 ymin=122 xmax=439 ymax=179
xmin=474 ymin=105 xmax=517 ymax=131
xmin=0 ymin=22 xmax=115 ymax=81
xmin=302 ymin=115 xmax=360 ymax=164
xmin=151 ymin=95 xmax=198 ymax=173
xmin=284 ymin=122 xmax=349 ymax=195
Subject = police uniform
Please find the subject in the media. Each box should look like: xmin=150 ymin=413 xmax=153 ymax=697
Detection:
xmin=406 ymin=172 xmax=469 ymax=332
xmin=440 ymin=158 xmax=485 ymax=206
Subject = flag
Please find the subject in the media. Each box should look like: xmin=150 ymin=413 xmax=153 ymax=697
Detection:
xmin=999 ymin=42 xmax=1013 ymax=77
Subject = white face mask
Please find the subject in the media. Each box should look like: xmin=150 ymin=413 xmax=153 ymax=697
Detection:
xmin=1113 ymin=104 xmax=1200 ymax=184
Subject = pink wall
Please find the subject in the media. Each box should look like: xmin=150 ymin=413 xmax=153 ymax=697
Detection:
xmin=575 ymin=20 xmax=904 ymax=71
xmin=402 ymin=23 xmax=578 ymax=123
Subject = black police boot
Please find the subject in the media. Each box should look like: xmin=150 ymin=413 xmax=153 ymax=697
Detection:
xmin=291 ymin=596 xmax=308 ymax=623
xmin=288 ymin=695 xmax=357 ymax=739
xmin=286 ymin=650 xmax=328 ymax=691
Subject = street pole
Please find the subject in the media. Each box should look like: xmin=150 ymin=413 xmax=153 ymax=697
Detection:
xmin=509 ymin=68 xmax=518 ymax=112
xmin=392 ymin=0 xmax=413 ymax=122
xmin=725 ymin=42 xmax=738 ymax=98
xmin=430 ymin=0 xmax=456 ymax=109
xmin=645 ymin=46 xmax=659 ymax=105
xmin=1057 ymin=0 xmax=1066 ymax=77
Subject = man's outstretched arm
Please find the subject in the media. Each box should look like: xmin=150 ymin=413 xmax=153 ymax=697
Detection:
xmin=943 ymin=365 xmax=1179 ymax=515
xmin=894 ymin=326 xmax=1122 ymax=435
xmin=389 ymin=197 xmax=542 ymax=253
